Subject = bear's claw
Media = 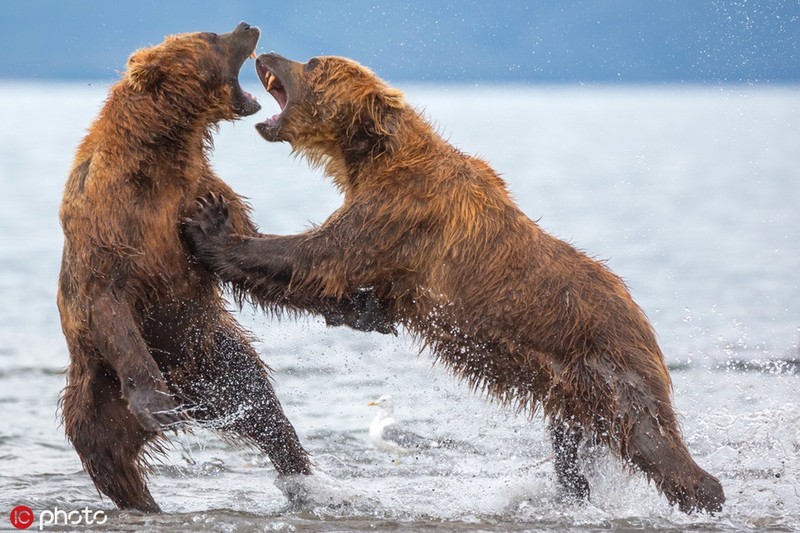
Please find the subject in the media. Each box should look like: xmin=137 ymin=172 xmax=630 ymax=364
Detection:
xmin=125 ymin=383 xmax=188 ymax=433
xmin=182 ymin=193 xmax=235 ymax=269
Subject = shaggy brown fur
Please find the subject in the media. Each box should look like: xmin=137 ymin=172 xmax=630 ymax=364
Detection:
xmin=183 ymin=53 xmax=725 ymax=513
xmin=57 ymin=29 xmax=388 ymax=512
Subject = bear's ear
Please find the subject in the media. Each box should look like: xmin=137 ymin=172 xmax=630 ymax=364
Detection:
xmin=365 ymin=87 xmax=405 ymax=135
xmin=343 ymin=87 xmax=404 ymax=161
xmin=126 ymin=49 xmax=165 ymax=93
xmin=381 ymin=87 xmax=405 ymax=109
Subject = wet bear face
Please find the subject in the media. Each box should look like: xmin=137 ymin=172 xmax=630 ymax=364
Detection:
xmin=125 ymin=22 xmax=261 ymax=122
xmin=253 ymin=53 xmax=405 ymax=166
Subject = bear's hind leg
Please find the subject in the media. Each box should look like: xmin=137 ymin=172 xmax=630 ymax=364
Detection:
xmin=570 ymin=356 xmax=725 ymax=514
xmin=626 ymin=408 xmax=725 ymax=514
xmin=549 ymin=420 xmax=590 ymax=502
xmin=63 ymin=361 xmax=161 ymax=512
xmin=183 ymin=329 xmax=312 ymax=476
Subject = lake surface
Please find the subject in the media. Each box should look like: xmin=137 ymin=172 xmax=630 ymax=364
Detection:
xmin=0 ymin=82 xmax=798 ymax=532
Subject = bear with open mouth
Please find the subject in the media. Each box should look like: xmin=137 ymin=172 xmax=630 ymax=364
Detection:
xmin=184 ymin=52 xmax=725 ymax=514
xmin=58 ymin=27 xmax=390 ymax=512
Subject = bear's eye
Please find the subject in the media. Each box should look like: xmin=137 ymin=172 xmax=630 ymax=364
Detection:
xmin=304 ymin=58 xmax=321 ymax=72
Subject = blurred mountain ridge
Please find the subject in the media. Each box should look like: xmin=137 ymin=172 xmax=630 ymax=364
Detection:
xmin=1 ymin=1 xmax=798 ymax=83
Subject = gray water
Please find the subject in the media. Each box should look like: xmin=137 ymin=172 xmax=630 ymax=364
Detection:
xmin=0 ymin=82 xmax=798 ymax=532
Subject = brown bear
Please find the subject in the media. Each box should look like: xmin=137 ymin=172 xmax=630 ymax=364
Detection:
xmin=182 ymin=53 xmax=725 ymax=514
xmin=57 ymin=27 xmax=389 ymax=513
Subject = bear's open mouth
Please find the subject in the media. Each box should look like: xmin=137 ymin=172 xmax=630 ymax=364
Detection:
xmin=233 ymin=83 xmax=260 ymax=116
xmin=225 ymin=23 xmax=261 ymax=117
xmin=255 ymin=58 xmax=288 ymax=128
xmin=263 ymin=71 xmax=287 ymax=108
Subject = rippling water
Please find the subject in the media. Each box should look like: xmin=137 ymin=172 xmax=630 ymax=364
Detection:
xmin=0 ymin=82 xmax=798 ymax=532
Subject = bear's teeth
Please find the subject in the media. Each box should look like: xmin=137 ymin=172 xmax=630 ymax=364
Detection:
xmin=249 ymin=51 xmax=257 ymax=59
xmin=265 ymin=73 xmax=275 ymax=91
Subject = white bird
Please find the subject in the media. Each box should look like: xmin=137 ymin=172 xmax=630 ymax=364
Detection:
xmin=368 ymin=395 xmax=441 ymax=460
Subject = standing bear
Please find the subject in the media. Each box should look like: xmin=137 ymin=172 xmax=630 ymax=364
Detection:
xmin=183 ymin=53 xmax=725 ymax=514
xmin=58 ymin=27 xmax=387 ymax=512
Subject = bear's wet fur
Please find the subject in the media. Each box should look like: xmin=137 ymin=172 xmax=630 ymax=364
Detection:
xmin=57 ymin=29 xmax=384 ymax=512
xmin=184 ymin=53 xmax=725 ymax=514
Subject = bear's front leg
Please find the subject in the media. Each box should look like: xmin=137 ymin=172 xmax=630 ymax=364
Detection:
xmin=183 ymin=192 xmax=300 ymax=284
xmin=183 ymin=193 xmax=396 ymax=334
xmin=89 ymin=295 xmax=187 ymax=432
